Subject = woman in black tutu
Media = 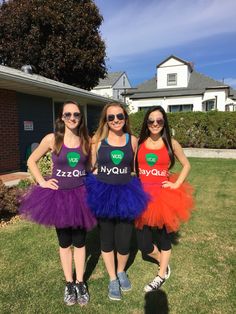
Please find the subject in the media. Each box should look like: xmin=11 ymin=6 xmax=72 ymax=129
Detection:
xmin=86 ymin=102 xmax=148 ymax=301
xmin=19 ymin=101 xmax=96 ymax=306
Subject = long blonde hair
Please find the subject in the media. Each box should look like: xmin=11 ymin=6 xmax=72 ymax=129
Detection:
xmin=93 ymin=102 xmax=131 ymax=145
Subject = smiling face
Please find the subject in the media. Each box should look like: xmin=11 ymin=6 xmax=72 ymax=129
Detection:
xmin=147 ymin=110 xmax=165 ymax=136
xmin=106 ymin=105 xmax=126 ymax=133
xmin=62 ymin=103 xmax=81 ymax=130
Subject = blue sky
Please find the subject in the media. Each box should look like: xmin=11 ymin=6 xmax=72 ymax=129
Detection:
xmin=94 ymin=0 xmax=236 ymax=88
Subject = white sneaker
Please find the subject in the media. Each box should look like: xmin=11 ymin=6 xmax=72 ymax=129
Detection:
xmin=144 ymin=275 xmax=165 ymax=292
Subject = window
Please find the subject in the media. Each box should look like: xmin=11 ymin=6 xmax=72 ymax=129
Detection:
xmin=123 ymin=76 xmax=126 ymax=86
xmin=168 ymin=104 xmax=193 ymax=112
xmin=203 ymin=100 xmax=215 ymax=111
xmin=167 ymin=73 xmax=177 ymax=86
xmin=225 ymin=104 xmax=236 ymax=112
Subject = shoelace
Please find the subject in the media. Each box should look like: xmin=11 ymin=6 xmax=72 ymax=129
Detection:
xmin=149 ymin=276 xmax=164 ymax=289
xmin=66 ymin=282 xmax=74 ymax=295
xmin=77 ymin=282 xmax=86 ymax=295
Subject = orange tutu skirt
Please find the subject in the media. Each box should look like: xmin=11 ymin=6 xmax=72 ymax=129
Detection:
xmin=135 ymin=174 xmax=195 ymax=233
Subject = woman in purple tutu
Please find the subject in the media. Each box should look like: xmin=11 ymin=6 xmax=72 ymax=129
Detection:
xmin=19 ymin=100 xmax=96 ymax=306
xmin=86 ymin=102 xmax=148 ymax=301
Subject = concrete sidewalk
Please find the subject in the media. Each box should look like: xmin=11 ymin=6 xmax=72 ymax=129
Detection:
xmin=183 ymin=148 xmax=236 ymax=159
xmin=0 ymin=172 xmax=31 ymax=187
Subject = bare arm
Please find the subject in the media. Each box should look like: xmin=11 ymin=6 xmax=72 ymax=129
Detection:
xmin=162 ymin=139 xmax=191 ymax=189
xmin=90 ymin=139 xmax=100 ymax=174
xmin=131 ymin=135 xmax=138 ymax=172
xmin=27 ymin=133 xmax=58 ymax=189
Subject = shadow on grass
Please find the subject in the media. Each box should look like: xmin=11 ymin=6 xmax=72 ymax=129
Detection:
xmin=125 ymin=227 xmax=139 ymax=272
xmin=144 ymin=290 xmax=169 ymax=314
xmin=83 ymin=226 xmax=101 ymax=282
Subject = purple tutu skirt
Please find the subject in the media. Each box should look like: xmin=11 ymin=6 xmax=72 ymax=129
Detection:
xmin=19 ymin=184 xmax=97 ymax=230
xmin=85 ymin=174 xmax=149 ymax=220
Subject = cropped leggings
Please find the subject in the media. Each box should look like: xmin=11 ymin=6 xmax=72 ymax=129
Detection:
xmin=55 ymin=227 xmax=86 ymax=248
xmin=136 ymin=225 xmax=172 ymax=255
xmin=99 ymin=218 xmax=134 ymax=255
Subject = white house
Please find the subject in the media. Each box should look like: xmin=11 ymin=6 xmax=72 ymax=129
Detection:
xmin=124 ymin=55 xmax=236 ymax=113
xmin=91 ymin=71 xmax=132 ymax=102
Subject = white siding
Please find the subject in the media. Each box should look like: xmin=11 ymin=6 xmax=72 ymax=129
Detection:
xmin=129 ymin=96 xmax=200 ymax=113
xmin=90 ymin=87 xmax=113 ymax=99
xmin=202 ymin=90 xmax=227 ymax=111
xmin=91 ymin=73 xmax=132 ymax=102
xmin=157 ymin=64 xmax=190 ymax=89
xmin=113 ymin=73 xmax=131 ymax=89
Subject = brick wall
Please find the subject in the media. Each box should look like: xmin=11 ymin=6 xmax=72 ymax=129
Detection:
xmin=0 ymin=89 xmax=20 ymax=173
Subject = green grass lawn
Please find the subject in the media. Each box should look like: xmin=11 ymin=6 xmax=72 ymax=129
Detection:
xmin=0 ymin=158 xmax=235 ymax=314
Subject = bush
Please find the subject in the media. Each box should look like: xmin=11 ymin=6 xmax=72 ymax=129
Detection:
xmin=130 ymin=111 xmax=236 ymax=148
xmin=17 ymin=178 xmax=34 ymax=189
xmin=36 ymin=152 xmax=52 ymax=178
xmin=0 ymin=153 xmax=52 ymax=217
xmin=0 ymin=180 xmax=19 ymax=214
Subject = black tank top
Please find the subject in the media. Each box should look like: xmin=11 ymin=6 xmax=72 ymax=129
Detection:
xmin=96 ymin=134 xmax=134 ymax=185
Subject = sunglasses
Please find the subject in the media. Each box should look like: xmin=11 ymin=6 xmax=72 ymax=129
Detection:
xmin=107 ymin=113 xmax=125 ymax=122
xmin=63 ymin=112 xmax=81 ymax=120
xmin=147 ymin=118 xmax=164 ymax=127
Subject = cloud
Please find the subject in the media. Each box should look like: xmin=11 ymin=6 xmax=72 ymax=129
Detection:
xmin=198 ymin=58 xmax=236 ymax=67
xmin=99 ymin=0 xmax=236 ymax=58
xmin=223 ymin=78 xmax=236 ymax=89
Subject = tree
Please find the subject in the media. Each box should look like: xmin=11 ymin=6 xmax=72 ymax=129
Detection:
xmin=0 ymin=0 xmax=107 ymax=90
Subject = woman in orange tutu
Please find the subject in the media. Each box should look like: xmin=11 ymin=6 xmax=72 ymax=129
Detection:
xmin=135 ymin=106 xmax=194 ymax=292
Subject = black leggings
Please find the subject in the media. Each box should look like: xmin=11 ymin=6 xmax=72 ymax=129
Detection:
xmin=99 ymin=218 xmax=133 ymax=255
xmin=55 ymin=227 xmax=86 ymax=248
xmin=136 ymin=225 xmax=172 ymax=255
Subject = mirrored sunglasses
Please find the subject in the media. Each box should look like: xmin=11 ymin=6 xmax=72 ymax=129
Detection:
xmin=107 ymin=113 xmax=125 ymax=122
xmin=63 ymin=112 xmax=81 ymax=120
xmin=147 ymin=118 xmax=164 ymax=127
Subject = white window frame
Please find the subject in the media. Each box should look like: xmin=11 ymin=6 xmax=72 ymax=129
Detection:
xmin=167 ymin=73 xmax=177 ymax=86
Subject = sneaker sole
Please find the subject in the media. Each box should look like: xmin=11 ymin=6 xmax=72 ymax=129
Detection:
xmin=64 ymin=301 xmax=76 ymax=306
xmin=108 ymin=295 xmax=122 ymax=301
xmin=144 ymin=281 xmax=165 ymax=293
xmin=120 ymin=286 xmax=132 ymax=292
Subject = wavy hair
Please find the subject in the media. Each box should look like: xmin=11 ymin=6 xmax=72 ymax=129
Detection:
xmin=93 ymin=102 xmax=131 ymax=144
xmin=138 ymin=106 xmax=175 ymax=169
xmin=54 ymin=100 xmax=89 ymax=155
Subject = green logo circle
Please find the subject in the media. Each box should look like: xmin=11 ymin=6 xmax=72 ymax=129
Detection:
xmin=145 ymin=153 xmax=158 ymax=166
xmin=67 ymin=152 xmax=81 ymax=167
xmin=110 ymin=150 xmax=124 ymax=165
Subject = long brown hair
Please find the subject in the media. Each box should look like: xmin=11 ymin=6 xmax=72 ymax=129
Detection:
xmin=93 ymin=102 xmax=131 ymax=145
xmin=54 ymin=100 xmax=90 ymax=155
xmin=138 ymin=106 xmax=175 ymax=169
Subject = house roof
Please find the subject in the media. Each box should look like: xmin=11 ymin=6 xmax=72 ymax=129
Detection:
xmin=93 ymin=72 xmax=125 ymax=88
xmin=0 ymin=65 xmax=114 ymax=105
xmin=229 ymin=88 xmax=236 ymax=100
xmin=125 ymin=71 xmax=230 ymax=100
xmin=157 ymin=55 xmax=194 ymax=72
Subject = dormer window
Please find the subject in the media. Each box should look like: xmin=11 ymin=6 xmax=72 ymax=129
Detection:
xmin=167 ymin=73 xmax=177 ymax=86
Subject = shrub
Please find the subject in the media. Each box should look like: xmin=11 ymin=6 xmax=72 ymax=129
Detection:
xmin=0 ymin=180 xmax=19 ymax=214
xmin=17 ymin=178 xmax=34 ymax=189
xmin=129 ymin=111 xmax=236 ymax=148
xmin=36 ymin=152 xmax=52 ymax=178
